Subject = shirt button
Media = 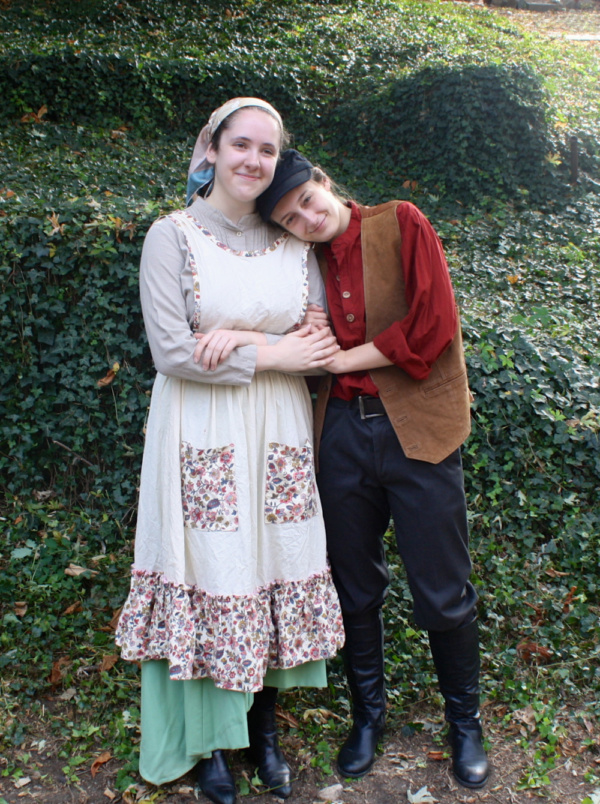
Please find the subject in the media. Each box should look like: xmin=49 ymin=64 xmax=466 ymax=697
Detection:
xmin=336 ymin=275 xmax=341 ymax=282
xmin=236 ymin=231 xmax=243 ymax=237
xmin=342 ymin=291 xmax=351 ymax=299
xmin=346 ymin=313 xmax=355 ymax=323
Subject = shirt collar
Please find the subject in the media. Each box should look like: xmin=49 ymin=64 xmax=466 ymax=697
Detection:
xmin=189 ymin=196 xmax=263 ymax=232
xmin=326 ymin=201 xmax=362 ymax=260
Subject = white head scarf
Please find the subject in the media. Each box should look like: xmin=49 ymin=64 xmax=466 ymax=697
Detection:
xmin=186 ymin=97 xmax=283 ymax=204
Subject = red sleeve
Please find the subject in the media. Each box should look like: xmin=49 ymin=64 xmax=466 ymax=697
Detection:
xmin=372 ymin=202 xmax=457 ymax=381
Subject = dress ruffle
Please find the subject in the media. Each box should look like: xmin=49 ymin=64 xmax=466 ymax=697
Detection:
xmin=115 ymin=568 xmax=344 ymax=693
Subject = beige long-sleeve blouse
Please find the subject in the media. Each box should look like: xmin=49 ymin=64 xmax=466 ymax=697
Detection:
xmin=139 ymin=197 xmax=326 ymax=386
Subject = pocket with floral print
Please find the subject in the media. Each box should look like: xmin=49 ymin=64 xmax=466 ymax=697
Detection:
xmin=181 ymin=442 xmax=238 ymax=531
xmin=264 ymin=441 xmax=317 ymax=524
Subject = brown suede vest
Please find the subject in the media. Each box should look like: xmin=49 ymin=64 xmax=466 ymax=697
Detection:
xmin=313 ymin=201 xmax=472 ymax=466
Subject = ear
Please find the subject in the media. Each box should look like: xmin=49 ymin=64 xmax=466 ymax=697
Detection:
xmin=205 ymin=143 xmax=217 ymax=165
xmin=322 ymin=175 xmax=332 ymax=192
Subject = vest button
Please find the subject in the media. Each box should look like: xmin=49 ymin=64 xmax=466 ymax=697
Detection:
xmin=342 ymin=291 xmax=351 ymax=299
xmin=346 ymin=313 xmax=355 ymax=323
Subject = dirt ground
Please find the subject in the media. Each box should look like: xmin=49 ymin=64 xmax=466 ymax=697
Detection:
xmin=1 ymin=699 xmax=599 ymax=804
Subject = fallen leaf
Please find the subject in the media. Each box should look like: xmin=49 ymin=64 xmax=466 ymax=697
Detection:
xmin=91 ymin=751 xmax=112 ymax=777
xmin=49 ymin=656 xmax=71 ymax=686
xmin=99 ymin=607 xmax=123 ymax=633
xmin=507 ymin=274 xmax=520 ymax=284
xmin=426 ymin=750 xmax=445 ymax=761
xmin=47 ymin=211 xmax=64 ymax=235
xmin=513 ymin=704 xmax=536 ymax=731
xmin=14 ymin=776 xmax=31 ymax=789
xmin=545 ymin=568 xmax=569 ymax=578
xmin=62 ymin=601 xmax=83 ymax=615
xmin=318 ymin=783 xmax=344 ymax=801
xmin=276 ymin=708 xmax=300 ymax=728
xmin=21 ymin=105 xmax=48 ymax=123
xmin=103 ymin=788 xmax=117 ymax=801
xmin=65 ymin=563 xmax=98 ymax=577
xmin=97 ymin=369 xmax=116 ymax=388
xmin=562 ymin=584 xmax=577 ymax=613
xmin=407 ymin=785 xmax=438 ymax=803
xmin=523 ymin=600 xmax=544 ymax=625
xmin=517 ymin=640 xmax=552 ymax=664
xmin=59 ymin=687 xmax=77 ymax=701
xmin=33 ymin=489 xmax=54 ymax=501
xmin=100 ymin=654 xmax=119 ymax=673
xmin=302 ymin=707 xmax=338 ymax=724
xmin=14 ymin=601 xmax=27 ymax=617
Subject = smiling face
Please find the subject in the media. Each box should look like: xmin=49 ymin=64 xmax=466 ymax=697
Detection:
xmin=205 ymin=108 xmax=281 ymax=217
xmin=271 ymin=178 xmax=351 ymax=243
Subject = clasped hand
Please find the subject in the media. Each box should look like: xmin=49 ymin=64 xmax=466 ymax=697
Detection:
xmin=193 ymin=324 xmax=339 ymax=373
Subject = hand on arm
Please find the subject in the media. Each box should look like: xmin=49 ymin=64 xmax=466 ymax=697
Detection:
xmin=193 ymin=329 xmax=268 ymax=371
xmin=302 ymin=303 xmax=330 ymax=330
xmin=256 ymin=325 xmax=340 ymax=373
xmin=327 ymin=341 xmax=393 ymax=374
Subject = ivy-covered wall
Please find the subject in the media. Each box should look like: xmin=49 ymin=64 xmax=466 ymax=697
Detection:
xmin=1 ymin=0 xmax=599 ymax=557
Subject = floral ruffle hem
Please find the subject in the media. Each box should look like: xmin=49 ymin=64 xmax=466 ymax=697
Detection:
xmin=115 ymin=569 xmax=345 ymax=693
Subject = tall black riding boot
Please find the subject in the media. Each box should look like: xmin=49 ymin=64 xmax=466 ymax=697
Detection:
xmin=428 ymin=619 xmax=489 ymax=789
xmin=337 ymin=608 xmax=386 ymax=778
xmin=247 ymin=686 xmax=292 ymax=799
xmin=196 ymin=750 xmax=237 ymax=804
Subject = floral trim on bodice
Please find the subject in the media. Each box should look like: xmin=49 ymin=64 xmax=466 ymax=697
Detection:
xmin=115 ymin=568 xmax=345 ymax=692
xmin=265 ymin=441 xmax=318 ymax=524
xmin=167 ymin=211 xmax=309 ymax=333
xmin=170 ymin=211 xmax=289 ymax=257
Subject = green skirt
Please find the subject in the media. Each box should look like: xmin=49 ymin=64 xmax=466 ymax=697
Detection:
xmin=139 ymin=659 xmax=327 ymax=786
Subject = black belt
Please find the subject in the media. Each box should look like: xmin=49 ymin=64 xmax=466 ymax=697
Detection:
xmin=349 ymin=395 xmax=387 ymax=420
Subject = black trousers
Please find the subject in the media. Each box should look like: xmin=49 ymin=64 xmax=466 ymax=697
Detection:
xmin=317 ymin=398 xmax=477 ymax=632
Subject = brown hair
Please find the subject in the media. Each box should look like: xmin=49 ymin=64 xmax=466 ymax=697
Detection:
xmin=210 ymin=106 xmax=291 ymax=152
xmin=309 ymin=165 xmax=352 ymax=204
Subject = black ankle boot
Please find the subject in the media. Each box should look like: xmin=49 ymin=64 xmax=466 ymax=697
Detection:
xmin=428 ymin=620 xmax=489 ymax=790
xmin=196 ymin=750 xmax=236 ymax=804
xmin=337 ymin=608 xmax=386 ymax=778
xmin=247 ymin=686 xmax=292 ymax=798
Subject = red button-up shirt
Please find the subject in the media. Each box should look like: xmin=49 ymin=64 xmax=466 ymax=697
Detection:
xmin=323 ymin=201 xmax=458 ymax=400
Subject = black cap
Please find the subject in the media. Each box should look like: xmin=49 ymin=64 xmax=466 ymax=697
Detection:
xmin=257 ymin=149 xmax=313 ymax=222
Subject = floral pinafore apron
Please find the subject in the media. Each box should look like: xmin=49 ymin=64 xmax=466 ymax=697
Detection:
xmin=116 ymin=211 xmax=344 ymax=693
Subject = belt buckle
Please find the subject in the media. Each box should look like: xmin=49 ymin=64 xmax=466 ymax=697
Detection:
xmin=358 ymin=395 xmax=382 ymax=420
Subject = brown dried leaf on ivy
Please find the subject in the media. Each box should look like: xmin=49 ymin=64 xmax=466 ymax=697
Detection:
xmin=517 ymin=640 xmax=552 ymax=664
xmin=14 ymin=601 xmax=27 ymax=617
xmin=97 ymin=363 xmax=120 ymax=388
xmin=100 ymin=654 xmax=119 ymax=673
xmin=62 ymin=601 xmax=83 ymax=615
xmin=49 ymin=656 xmax=71 ymax=686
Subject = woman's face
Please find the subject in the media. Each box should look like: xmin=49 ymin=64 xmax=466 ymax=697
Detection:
xmin=206 ymin=109 xmax=280 ymax=204
xmin=271 ymin=179 xmax=350 ymax=243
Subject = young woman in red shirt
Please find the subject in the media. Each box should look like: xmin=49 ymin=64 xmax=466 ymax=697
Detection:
xmin=255 ymin=150 xmax=489 ymax=791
